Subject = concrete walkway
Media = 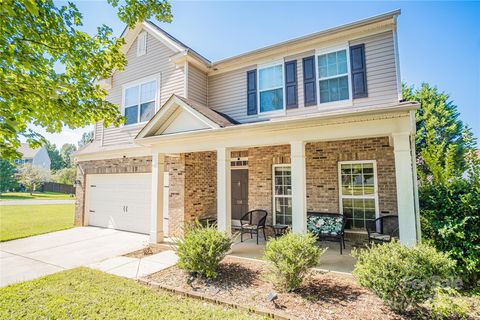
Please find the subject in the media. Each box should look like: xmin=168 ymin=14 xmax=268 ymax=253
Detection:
xmin=0 ymin=227 xmax=149 ymax=287
xmin=0 ymin=199 xmax=76 ymax=206
xmin=89 ymin=251 xmax=178 ymax=279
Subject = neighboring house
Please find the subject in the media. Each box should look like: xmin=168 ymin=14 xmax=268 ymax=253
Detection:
xmin=16 ymin=144 xmax=51 ymax=170
xmin=75 ymin=10 xmax=421 ymax=246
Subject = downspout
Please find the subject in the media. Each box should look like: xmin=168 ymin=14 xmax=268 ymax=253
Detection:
xmin=409 ymin=110 xmax=421 ymax=242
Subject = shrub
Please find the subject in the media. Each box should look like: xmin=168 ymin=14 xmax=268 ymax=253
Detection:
xmin=264 ymin=232 xmax=325 ymax=292
xmin=421 ymin=289 xmax=471 ymax=320
xmin=176 ymin=222 xmax=232 ymax=279
xmin=352 ymin=241 xmax=456 ymax=312
xmin=419 ymin=175 xmax=480 ymax=289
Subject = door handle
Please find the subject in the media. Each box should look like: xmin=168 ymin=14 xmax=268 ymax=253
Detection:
xmin=89 ymin=210 xmax=95 ymax=213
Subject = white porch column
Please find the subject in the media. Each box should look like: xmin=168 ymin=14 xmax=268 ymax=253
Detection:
xmin=150 ymin=152 xmax=165 ymax=243
xmin=392 ymin=133 xmax=418 ymax=246
xmin=290 ymin=141 xmax=307 ymax=233
xmin=216 ymin=147 xmax=231 ymax=235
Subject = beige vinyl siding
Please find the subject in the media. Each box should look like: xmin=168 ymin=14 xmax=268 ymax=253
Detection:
xmin=351 ymin=31 xmax=399 ymax=108
xmin=102 ymin=31 xmax=184 ymax=146
xmin=94 ymin=122 xmax=102 ymax=141
xmin=207 ymin=65 xmax=256 ymax=123
xmin=207 ymin=31 xmax=399 ymax=123
xmin=187 ymin=64 xmax=208 ymax=105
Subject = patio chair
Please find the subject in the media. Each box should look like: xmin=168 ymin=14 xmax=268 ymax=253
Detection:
xmin=307 ymin=212 xmax=346 ymax=254
xmin=366 ymin=215 xmax=399 ymax=244
xmin=240 ymin=209 xmax=268 ymax=245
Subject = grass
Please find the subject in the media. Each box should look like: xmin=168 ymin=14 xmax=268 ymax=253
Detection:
xmin=0 ymin=191 xmax=74 ymax=201
xmin=0 ymin=267 xmax=264 ymax=320
xmin=0 ymin=204 xmax=74 ymax=242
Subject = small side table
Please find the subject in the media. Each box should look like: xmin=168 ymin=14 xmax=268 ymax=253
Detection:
xmin=271 ymin=224 xmax=289 ymax=238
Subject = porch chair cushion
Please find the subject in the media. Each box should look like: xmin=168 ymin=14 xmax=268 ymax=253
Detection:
xmin=307 ymin=215 xmax=343 ymax=236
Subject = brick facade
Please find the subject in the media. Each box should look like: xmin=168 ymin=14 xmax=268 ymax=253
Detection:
xmin=75 ymin=137 xmax=397 ymax=239
xmin=247 ymin=145 xmax=291 ymax=226
xmin=305 ymin=137 xmax=397 ymax=216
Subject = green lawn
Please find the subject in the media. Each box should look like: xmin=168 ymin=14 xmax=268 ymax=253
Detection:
xmin=0 ymin=204 xmax=74 ymax=241
xmin=0 ymin=268 xmax=264 ymax=320
xmin=0 ymin=191 xmax=74 ymax=201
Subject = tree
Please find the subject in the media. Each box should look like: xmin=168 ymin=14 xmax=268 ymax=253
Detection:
xmin=78 ymin=131 xmax=94 ymax=148
xmin=60 ymin=143 xmax=77 ymax=168
xmin=44 ymin=141 xmax=65 ymax=170
xmin=0 ymin=159 xmax=18 ymax=193
xmin=404 ymin=83 xmax=480 ymax=288
xmin=51 ymin=167 xmax=76 ymax=185
xmin=16 ymin=164 xmax=50 ymax=194
xmin=1 ymin=0 xmax=173 ymax=160
xmin=403 ymin=83 xmax=473 ymax=184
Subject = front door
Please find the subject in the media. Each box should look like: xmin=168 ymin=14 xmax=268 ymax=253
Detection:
xmin=231 ymin=169 xmax=248 ymax=221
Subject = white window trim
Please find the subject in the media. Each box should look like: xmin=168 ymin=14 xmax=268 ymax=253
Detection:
xmin=257 ymin=60 xmax=286 ymax=116
xmin=121 ymin=74 xmax=161 ymax=128
xmin=272 ymin=164 xmax=292 ymax=225
xmin=337 ymin=160 xmax=380 ymax=231
xmin=137 ymin=31 xmax=147 ymax=56
xmin=315 ymin=44 xmax=353 ymax=110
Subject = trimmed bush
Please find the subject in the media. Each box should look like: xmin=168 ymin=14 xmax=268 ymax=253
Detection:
xmin=352 ymin=241 xmax=456 ymax=312
xmin=176 ymin=222 xmax=232 ymax=279
xmin=264 ymin=232 xmax=325 ymax=292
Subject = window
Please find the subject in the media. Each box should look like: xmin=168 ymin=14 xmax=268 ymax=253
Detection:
xmin=273 ymin=165 xmax=292 ymax=225
xmin=317 ymin=49 xmax=349 ymax=104
xmin=258 ymin=63 xmax=284 ymax=113
xmin=137 ymin=32 xmax=147 ymax=56
xmin=339 ymin=161 xmax=378 ymax=230
xmin=123 ymin=79 xmax=157 ymax=125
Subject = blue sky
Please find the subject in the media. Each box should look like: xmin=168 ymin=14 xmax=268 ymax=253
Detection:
xmin=42 ymin=1 xmax=480 ymax=147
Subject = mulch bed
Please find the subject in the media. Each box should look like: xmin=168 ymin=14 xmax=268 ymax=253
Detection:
xmin=146 ymin=256 xmax=407 ymax=320
xmin=123 ymin=243 xmax=175 ymax=258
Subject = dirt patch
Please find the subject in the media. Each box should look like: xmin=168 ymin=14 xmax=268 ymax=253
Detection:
xmin=124 ymin=243 xmax=175 ymax=259
xmin=146 ymin=256 xmax=407 ymax=320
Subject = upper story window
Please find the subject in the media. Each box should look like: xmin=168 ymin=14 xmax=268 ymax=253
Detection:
xmin=317 ymin=48 xmax=350 ymax=104
xmin=258 ymin=63 xmax=284 ymax=113
xmin=137 ymin=31 xmax=147 ymax=56
xmin=123 ymin=78 xmax=157 ymax=126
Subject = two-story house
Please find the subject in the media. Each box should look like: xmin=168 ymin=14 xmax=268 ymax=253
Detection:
xmin=16 ymin=144 xmax=51 ymax=171
xmin=74 ymin=10 xmax=420 ymax=246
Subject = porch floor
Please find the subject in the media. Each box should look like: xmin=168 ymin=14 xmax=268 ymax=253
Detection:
xmin=229 ymin=237 xmax=357 ymax=274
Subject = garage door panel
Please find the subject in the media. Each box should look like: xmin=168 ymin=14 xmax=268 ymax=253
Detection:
xmin=86 ymin=174 xmax=151 ymax=234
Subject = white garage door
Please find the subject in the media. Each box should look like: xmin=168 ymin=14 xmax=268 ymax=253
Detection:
xmin=86 ymin=173 xmax=151 ymax=234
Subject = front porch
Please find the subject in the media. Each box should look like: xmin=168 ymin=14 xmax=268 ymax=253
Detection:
xmin=230 ymin=237 xmax=357 ymax=274
xmin=137 ymin=96 xmax=420 ymax=261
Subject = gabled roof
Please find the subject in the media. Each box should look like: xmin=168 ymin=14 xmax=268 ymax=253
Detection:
xmin=17 ymin=143 xmax=42 ymax=159
xmin=135 ymin=94 xmax=236 ymax=139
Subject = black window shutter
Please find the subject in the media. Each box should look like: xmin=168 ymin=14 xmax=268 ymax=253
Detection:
xmin=247 ymin=70 xmax=257 ymax=115
xmin=302 ymin=56 xmax=317 ymax=106
xmin=350 ymin=44 xmax=368 ymax=98
xmin=285 ymin=60 xmax=298 ymax=109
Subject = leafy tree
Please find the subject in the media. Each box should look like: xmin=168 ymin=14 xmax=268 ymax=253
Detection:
xmin=0 ymin=159 xmax=18 ymax=193
xmin=16 ymin=164 xmax=50 ymax=194
xmin=44 ymin=141 xmax=65 ymax=170
xmin=403 ymin=83 xmax=473 ymax=184
xmin=78 ymin=131 xmax=94 ymax=148
xmin=1 ymin=0 xmax=172 ymax=160
xmin=60 ymin=143 xmax=77 ymax=168
xmin=51 ymin=167 xmax=76 ymax=185
xmin=404 ymin=83 xmax=480 ymax=289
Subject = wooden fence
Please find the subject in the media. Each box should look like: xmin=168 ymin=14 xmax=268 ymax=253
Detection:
xmin=40 ymin=182 xmax=75 ymax=194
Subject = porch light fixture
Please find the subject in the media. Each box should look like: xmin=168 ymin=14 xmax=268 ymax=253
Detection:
xmin=73 ymin=180 xmax=81 ymax=188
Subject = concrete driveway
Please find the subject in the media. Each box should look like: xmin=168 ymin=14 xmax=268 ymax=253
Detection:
xmin=0 ymin=227 xmax=149 ymax=287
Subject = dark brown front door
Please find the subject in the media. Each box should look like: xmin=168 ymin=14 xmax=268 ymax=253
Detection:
xmin=231 ymin=169 xmax=248 ymax=220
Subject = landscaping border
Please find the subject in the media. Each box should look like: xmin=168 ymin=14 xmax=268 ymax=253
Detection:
xmin=138 ymin=278 xmax=295 ymax=320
